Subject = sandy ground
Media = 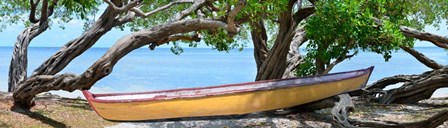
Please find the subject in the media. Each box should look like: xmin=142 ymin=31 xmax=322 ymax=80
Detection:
xmin=0 ymin=92 xmax=447 ymax=128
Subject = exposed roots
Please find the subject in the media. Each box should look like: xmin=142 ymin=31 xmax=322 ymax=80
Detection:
xmin=366 ymin=68 xmax=448 ymax=104
xmin=331 ymin=94 xmax=355 ymax=128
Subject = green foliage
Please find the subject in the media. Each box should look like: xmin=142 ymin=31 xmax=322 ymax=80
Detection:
xmin=0 ymin=1 xmax=29 ymax=31
xmin=296 ymin=0 xmax=448 ymax=76
xmin=0 ymin=0 xmax=100 ymax=31
xmin=54 ymin=0 xmax=101 ymax=29
xmin=125 ymin=0 xmax=289 ymax=53
xmin=200 ymin=27 xmax=249 ymax=52
xmin=240 ymin=0 xmax=289 ymax=23
xmin=125 ymin=1 xmax=248 ymax=53
xmin=243 ymin=0 xmax=290 ymax=50
xmin=170 ymin=42 xmax=184 ymax=55
xmin=124 ymin=0 xmax=192 ymax=31
xmin=296 ymin=57 xmax=316 ymax=77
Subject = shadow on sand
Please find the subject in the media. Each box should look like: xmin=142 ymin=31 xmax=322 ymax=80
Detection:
xmin=11 ymin=105 xmax=67 ymax=128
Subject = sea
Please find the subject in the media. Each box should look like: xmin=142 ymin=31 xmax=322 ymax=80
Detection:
xmin=0 ymin=47 xmax=447 ymax=98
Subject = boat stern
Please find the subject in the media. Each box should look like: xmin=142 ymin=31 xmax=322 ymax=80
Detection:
xmin=360 ymin=66 xmax=374 ymax=89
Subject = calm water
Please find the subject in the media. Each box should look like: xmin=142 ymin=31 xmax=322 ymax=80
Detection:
xmin=0 ymin=47 xmax=446 ymax=97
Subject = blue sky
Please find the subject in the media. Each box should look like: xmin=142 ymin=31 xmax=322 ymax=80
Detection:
xmin=0 ymin=18 xmax=446 ymax=48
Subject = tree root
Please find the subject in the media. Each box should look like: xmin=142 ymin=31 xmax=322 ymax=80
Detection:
xmin=269 ymin=94 xmax=357 ymax=127
xmin=366 ymin=68 xmax=448 ymax=104
xmin=331 ymin=94 xmax=356 ymax=128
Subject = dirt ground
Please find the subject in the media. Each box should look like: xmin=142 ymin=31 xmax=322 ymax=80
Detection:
xmin=0 ymin=92 xmax=447 ymax=128
xmin=0 ymin=92 xmax=116 ymax=128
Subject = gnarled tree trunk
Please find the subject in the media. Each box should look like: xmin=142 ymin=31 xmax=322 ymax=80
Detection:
xmin=13 ymin=19 xmax=231 ymax=109
xmin=12 ymin=0 xmax=126 ymax=109
xmin=250 ymin=20 xmax=268 ymax=71
xmin=253 ymin=1 xmax=314 ymax=81
xmin=8 ymin=22 xmax=49 ymax=92
xmin=8 ymin=0 xmax=58 ymax=92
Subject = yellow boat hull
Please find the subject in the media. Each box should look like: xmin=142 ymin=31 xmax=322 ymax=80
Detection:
xmin=83 ymin=67 xmax=373 ymax=121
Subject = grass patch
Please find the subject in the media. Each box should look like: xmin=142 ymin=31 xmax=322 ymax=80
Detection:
xmin=0 ymin=96 xmax=116 ymax=128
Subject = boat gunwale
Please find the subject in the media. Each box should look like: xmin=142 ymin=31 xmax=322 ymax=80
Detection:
xmin=83 ymin=66 xmax=373 ymax=103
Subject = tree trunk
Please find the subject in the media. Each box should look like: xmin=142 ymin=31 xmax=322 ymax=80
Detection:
xmin=251 ymin=2 xmax=314 ymax=80
xmin=282 ymin=28 xmax=306 ymax=78
xmin=12 ymin=7 xmax=121 ymax=109
xmin=8 ymin=22 xmax=49 ymax=92
xmin=250 ymin=3 xmax=356 ymax=126
xmin=255 ymin=1 xmax=298 ymax=81
xmin=250 ymin=20 xmax=268 ymax=71
xmin=30 ymin=8 xmax=119 ymax=76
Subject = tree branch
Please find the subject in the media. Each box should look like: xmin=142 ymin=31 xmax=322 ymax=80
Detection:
xmin=296 ymin=0 xmax=303 ymax=10
xmin=39 ymin=0 xmax=49 ymax=24
xmin=293 ymin=6 xmax=315 ymax=23
xmin=400 ymin=26 xmax=448 ymax=49
xmin=30 ymin=7 xmax=120 ymax=77
xmin=401 ymin=46 xmax=445 ymax=70
xmin=283 ymin=28 xmax=307 ymax=78
xmin=114 ymin=12 xmax=136 ymax=26
xmin=226 ymin=0 xmax=246 ymax=35
xmin=29 ymin=0 xmax=40 ymax=23
xmin=160 ymin=34 xmax=201 ymax=44
xmin=366 ymin=74 xmax=419 ymax=90
xmin=150 ymin=33 xmax=201 ymax=50
xmin=130 ymin=0 xmax=193 ymax=18
xmin=307 ymin=0 xmax=317 ymax=5
xmin=322 ymin=40 xmax=357 ymax=75
xmin=104 ymin=0 xmax=141 ymax=13
xmin=47 ymin=0 xmax=59 ymax=17
xmin=171 ymin=0 xmax=207 ymax=22
xmin=366 ymin=68 xmax=448 ymax=104
xmin=205 ymin=1 xmax=219 ymax=12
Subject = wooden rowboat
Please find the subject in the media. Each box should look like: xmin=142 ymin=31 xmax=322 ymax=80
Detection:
xmin=83 ymin=67 xmax=374 ymax=121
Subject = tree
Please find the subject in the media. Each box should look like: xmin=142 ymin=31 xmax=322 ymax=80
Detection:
xmin=291 ymin=0 xmax=448 ymax=104
xmin=302 ymin=0 xmax=448 ymax=126
xmin=5 ymin=0 xmax=100 ymax=92
xmin=9 ymin=0 xmax=248 ymax=109
xmin=366 ymin=27 xmax=448 ymax=104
